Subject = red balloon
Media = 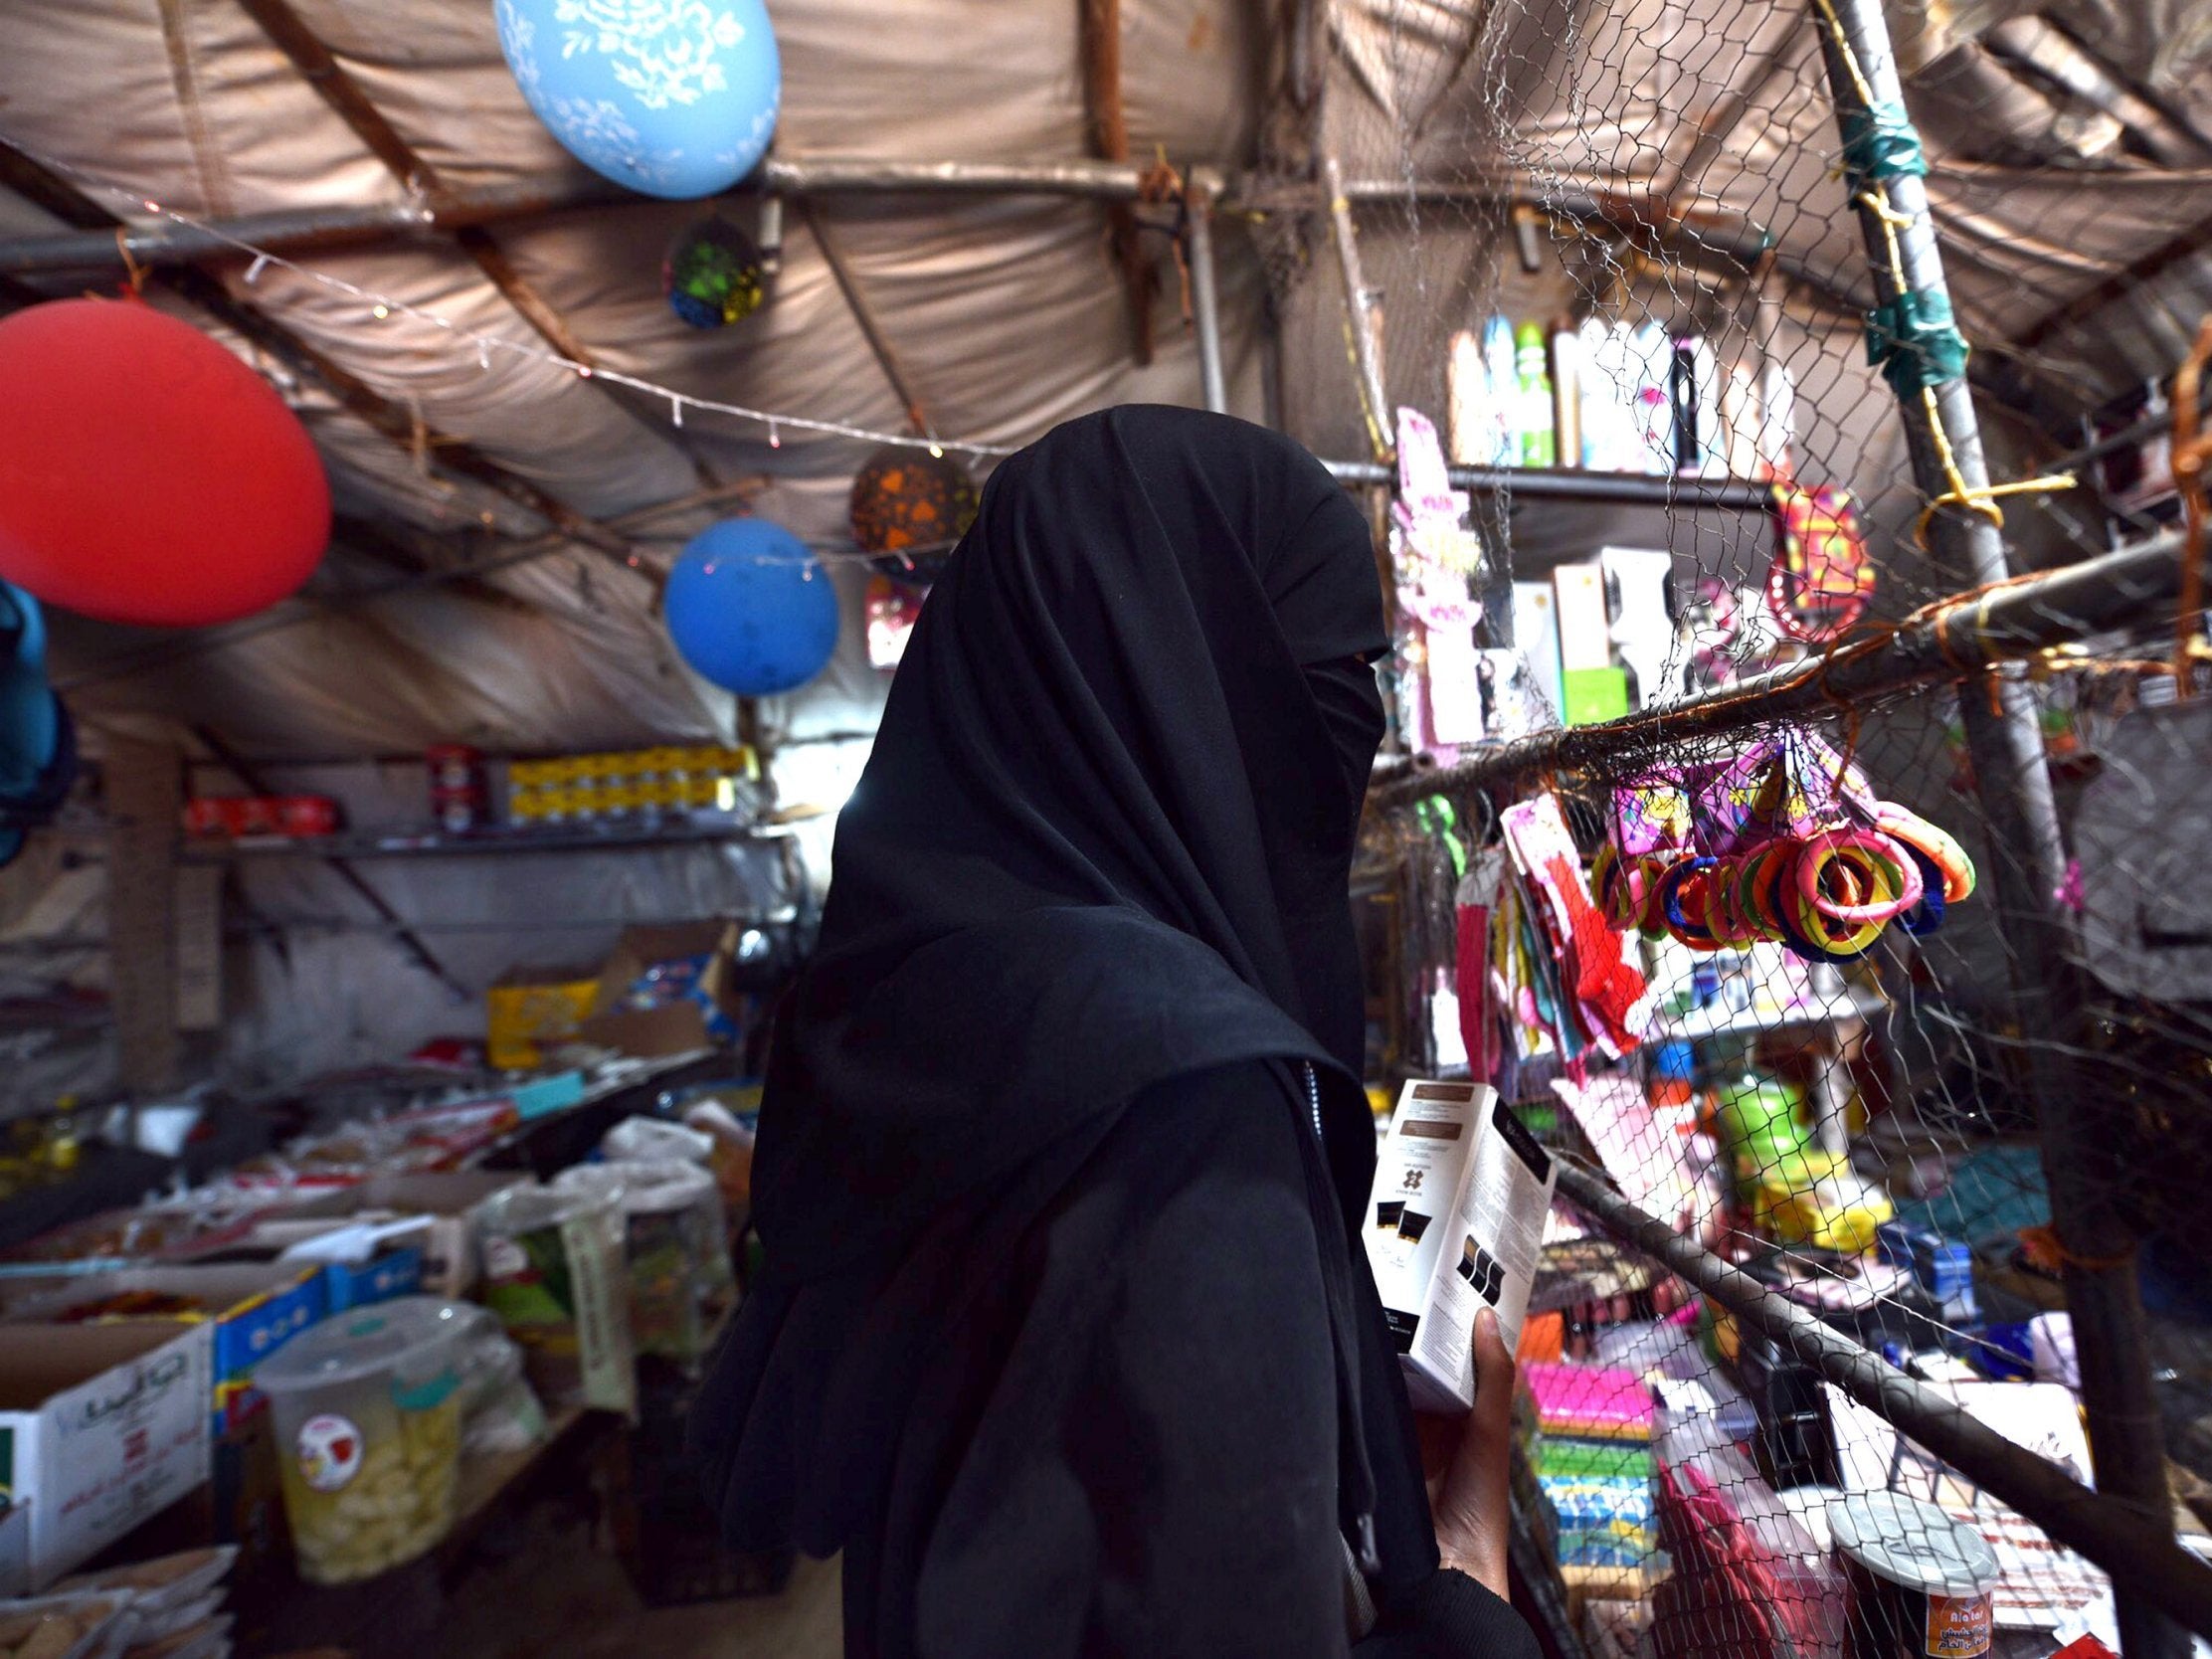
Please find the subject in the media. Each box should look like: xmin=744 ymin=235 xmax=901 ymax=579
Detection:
xmin=0 ymin=298 xmax=329 ymax=627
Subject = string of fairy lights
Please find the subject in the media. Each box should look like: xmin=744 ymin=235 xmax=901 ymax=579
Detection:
xmin=8 ymin=141 xmax=1022 ymax=575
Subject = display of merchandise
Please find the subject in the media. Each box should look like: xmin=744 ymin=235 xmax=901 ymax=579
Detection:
xmin=180 ymin=795 xmax=340 ymax=839
xmin=1580 ymin=319 xmax=1640 ymax=473
xmin=505 ymin=744 xmax=758 ymax=828
xmin=1595 ymin=733 xmax=1974 ymax=961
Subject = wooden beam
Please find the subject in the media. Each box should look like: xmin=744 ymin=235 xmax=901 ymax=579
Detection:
xmin=328 ymin=515 xmax=538 ymax=614
xmin=2013 ymin=202 xmax=2212 ymax=355
xmin=0 ymin=137 xmax=658 ymax=593
xmin=801 ymin=200 xmax=933 ymax=437
xmin=1079 ymin=0 xmax=1157 ymax=365
xmin=233 ymin=0 xmax=718 ymax=490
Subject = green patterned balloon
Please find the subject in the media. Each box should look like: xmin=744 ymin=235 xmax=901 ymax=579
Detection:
xmin=663 ymin=214 xmax=767 ymax=329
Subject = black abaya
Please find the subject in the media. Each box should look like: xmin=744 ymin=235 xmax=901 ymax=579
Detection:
xmin=689 ymin=407 xmax=1540 ymax=1659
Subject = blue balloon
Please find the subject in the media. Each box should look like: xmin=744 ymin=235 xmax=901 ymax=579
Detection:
xmin=665 ymin=518 xmax=839 ymax=695
xmin=494 ymin=0 xmax=781 ymax=200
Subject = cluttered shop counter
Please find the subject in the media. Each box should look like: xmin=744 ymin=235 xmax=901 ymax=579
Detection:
xmin=0 ymin=1046 xmax=765 ymax=1659
xmin=1446 ymin=1063 xmax=2193 ymax=1659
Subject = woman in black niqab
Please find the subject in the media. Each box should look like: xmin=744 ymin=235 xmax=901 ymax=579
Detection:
xmin=690 ymin=406 xmax=1540 ymax=1659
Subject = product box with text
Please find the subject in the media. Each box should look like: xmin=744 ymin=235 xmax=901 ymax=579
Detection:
xmin=1365 ymin=1080 xmax=1557 ymax=1411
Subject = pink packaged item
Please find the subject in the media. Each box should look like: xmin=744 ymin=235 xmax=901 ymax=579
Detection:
xmin=1523 ymin=1361 xmax=1656 ymax=1441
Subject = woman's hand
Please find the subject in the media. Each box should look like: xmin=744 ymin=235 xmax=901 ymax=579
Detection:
xmin=1413 ymin=1308 xmax=1518 ymax=1598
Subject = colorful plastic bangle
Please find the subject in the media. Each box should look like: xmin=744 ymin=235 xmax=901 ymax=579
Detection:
xmin=1635 ymin=851 xmax=1683 ymax=938
xmin=1895 ymin=842 xmax=1948 ymax=936
xmin=1785 ymin=883 xmax=1886 ymax=960
xmin=1795 ymin=829 xmax=1922 ymax=925
xmin=1658 ymin=855 xmax=1722 ymax=949
xmin=1738 ymin=843 xmax=1794 ymax=943
xmin=1592 ymin=842 xmax=1631 ymax=930
xmin=1706 ymin=857 xmax=1751 ymax=944
xmin=1874 ymin=804 xmax=1975 ymax=903
xmin=1710 ymin=858 xmax=1764 ymax=946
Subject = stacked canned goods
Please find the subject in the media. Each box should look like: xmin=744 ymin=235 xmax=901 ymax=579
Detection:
xmin=505 ymin=745 xmax=758 ymax=830
xmin=426 ymin=744 xmax=488 ymax=835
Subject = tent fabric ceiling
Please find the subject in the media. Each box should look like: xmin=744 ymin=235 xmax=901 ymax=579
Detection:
xmin=0 ymin=0 xmax=2207 ymax=762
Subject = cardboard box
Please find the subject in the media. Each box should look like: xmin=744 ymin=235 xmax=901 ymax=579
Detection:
xmin=3 ymin=1264 xmax=326 ymax=1433
xmin=0 ymin=1502 xmax=29 ymax=1597
xmin=485 ymin=965 xmax=601 ymax=1070
xmin=188 ymin=1172 xmax=525 ymax=1300
xmin=580 ymin=922 xmax=747 ymax=1058
xmin=1366 ymin=1081 xmax=1557 ymax=1412
xmin=320 ymin=1244 xmax=424 ymax=1312
xmin=0 ymin=1323 xmax=214 ymax=1587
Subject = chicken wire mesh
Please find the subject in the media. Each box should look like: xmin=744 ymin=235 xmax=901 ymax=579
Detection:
xmin=1270 ymin=0 xmax=2212 ymax=1652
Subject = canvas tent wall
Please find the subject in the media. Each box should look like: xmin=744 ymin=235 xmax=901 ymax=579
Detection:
xmin=0 ymin=0 xmax=2206 ymax=1103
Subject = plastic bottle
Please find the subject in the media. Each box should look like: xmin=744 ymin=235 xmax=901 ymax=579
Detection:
xmin=1515 ymin=321 xmax=1556 ymax=467
xmin=1576 ymin=316 xmax=1616 ymax=469
xmin=1757 ymin=359 xmax=1796 ymax=478
xmin=1691 ymin=337 xmax=1725 ymax=475
xmin=1482 ymin=317 xmax=1520 ymax=467
xmin=1584 ymin=318 xmax=1640 ymax=471
xmin=1669 ymin=341 xmax=1700 ymax=473
xmin=1720 ymin=364 xmax=1761 ymax=479
xmin=1551 ymin=321 xmax=1582 ymax=470
xmin=1446 ymin=329 xmax=1494 ymax=467
xmin=1629 ymin=322 xmax=1674 ymax=474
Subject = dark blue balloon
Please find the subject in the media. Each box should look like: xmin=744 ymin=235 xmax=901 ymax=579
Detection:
xmin=665 ymin=518 xmax=839 ymax=695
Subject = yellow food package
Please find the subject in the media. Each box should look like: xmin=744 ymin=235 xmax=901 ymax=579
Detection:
xmin=485 ymin=972 xmax=600 ymax=1070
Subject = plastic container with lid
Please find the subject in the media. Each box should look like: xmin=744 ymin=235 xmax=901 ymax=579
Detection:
xmin=1828 ymin=1492 xmax=2000 ymax=1659
xmin=253 ymin=1296 xmax=468 ymax=1584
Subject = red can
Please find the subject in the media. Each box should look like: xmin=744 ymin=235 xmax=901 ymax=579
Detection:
xmin=426 ymin=743 xmax=487 ymax=835
xmin=276 ymin=796 xmax=340 ymax=837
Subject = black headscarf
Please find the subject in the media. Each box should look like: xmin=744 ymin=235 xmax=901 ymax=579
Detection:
xmin=692 ymin=405 xmax=1395 ymax=1613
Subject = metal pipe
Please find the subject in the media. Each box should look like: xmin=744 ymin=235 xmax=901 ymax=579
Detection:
xmin=1323 ymin=154 xmax=1393 ymax=459
xmin=760 ymin=153 xmax=1153 ymax=199
xmin=1553 ymin=1163 xmax=2212 ymax=1641
xmin=1371 ymin=528 xmax=2182 ymax=808
xmin=0 ymin=200 xmax=444 ymax=274
xmin=1187 ymin=170 xmax=1228 ymax=415
xmin=0 ymin=155 xmax=1777 ymax=280
xmin=1808 ymin=5 xmax=2185 ymax=1655
xmin=2051 ymin=380 xmax=2212 ymax=471
xmin=0 ymin=156 xmax=1168 ymax=276
xmin=1323 ymin=458 xmax=1772 ymax=510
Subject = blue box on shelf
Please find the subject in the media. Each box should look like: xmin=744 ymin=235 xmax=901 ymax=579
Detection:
xmin=321 ymin=1243 xmax=425 ymax=1311
xmin=512 ymin=1070 xmax=587 ymax=1121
